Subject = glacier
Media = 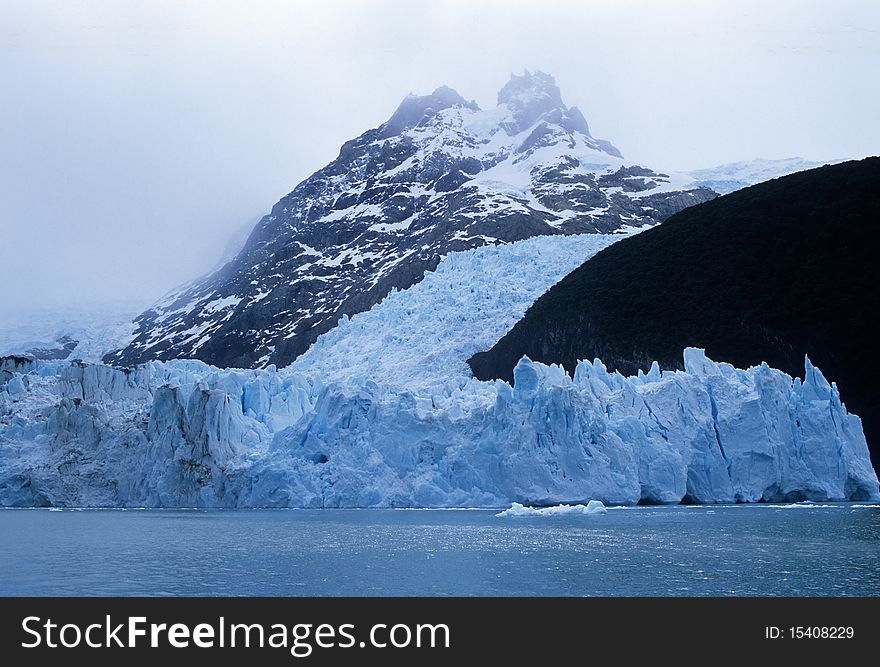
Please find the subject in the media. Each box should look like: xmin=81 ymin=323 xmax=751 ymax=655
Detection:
xmin=1 ymin=235 xmax=876 ymax=508
xmin=1 ymin=347 xmax=876 ymax=507
xmin=0 ymin=300 xmax=145 ymax=364
xmin=287 ymin=232 xmax=626 ymax=390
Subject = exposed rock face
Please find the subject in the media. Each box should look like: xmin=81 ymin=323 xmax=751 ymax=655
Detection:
xmin=107 ymin=70 xmax=714 ymax=369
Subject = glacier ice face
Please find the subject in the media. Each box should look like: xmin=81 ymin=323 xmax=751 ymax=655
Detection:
xmin=0 ymin=357 xmax=318 ymax=507
xmin=1 ymin=347 xmax=876 ymax=507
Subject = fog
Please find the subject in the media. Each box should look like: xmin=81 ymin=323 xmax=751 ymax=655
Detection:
xmin=2 ymin=0 xmax=879 ymax=313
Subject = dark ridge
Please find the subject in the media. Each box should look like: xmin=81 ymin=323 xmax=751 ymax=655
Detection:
xmin=469 ymin=157 xmax=880 ymax=468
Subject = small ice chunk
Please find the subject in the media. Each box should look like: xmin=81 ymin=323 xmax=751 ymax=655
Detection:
xmin=495 ymin=501 xmax=607 ymax=517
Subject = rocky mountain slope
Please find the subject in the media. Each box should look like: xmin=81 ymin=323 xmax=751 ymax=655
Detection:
xmin=106 ymin=71 xmax=715 ymax=369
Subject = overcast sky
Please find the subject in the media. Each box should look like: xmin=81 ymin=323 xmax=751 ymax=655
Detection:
xmin=2 ymin=0 xmax=879 ymax=313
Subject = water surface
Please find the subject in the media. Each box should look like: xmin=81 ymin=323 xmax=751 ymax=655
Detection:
xmin=1 ymin=504 xmax=878 ymax=596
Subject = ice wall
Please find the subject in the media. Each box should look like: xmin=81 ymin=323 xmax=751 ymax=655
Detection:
xmin=1 ymin=349 xmax=876 ymax=507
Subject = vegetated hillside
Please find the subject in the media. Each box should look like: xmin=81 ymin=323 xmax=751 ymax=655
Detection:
xmin=469 ymin=157 xmax=880 ymax=467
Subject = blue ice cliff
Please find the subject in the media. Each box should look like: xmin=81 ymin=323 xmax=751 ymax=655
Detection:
xmin=0 ymin=349 xmax=875 ymax=507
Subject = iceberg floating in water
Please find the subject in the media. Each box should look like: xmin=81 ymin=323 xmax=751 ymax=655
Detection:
xmin=0 ymin=348 xmax=877 ymax=507
xmin=496 ymin=501 xmax=607 ymax=517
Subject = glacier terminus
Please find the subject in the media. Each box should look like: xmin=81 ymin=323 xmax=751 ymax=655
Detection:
xmin=1 ymin=74 xmax=874 ymax=509
xmin=2 ymin=337 xmax=875 ymax=506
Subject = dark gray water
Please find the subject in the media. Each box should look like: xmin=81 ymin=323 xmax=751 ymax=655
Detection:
xmin=1 ymin=504 xmax=879 ymax=596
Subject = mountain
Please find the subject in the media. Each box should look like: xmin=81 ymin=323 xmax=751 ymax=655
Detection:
xmin=105 ymin=70 xmax=715 ymax=369
xmin=0 ymin=154 xmax=837 ymax=367
xmin=685 ymin=157 xmax=847 ymax=194
xmin=469 ymin=157 xmax=880 ymax=467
